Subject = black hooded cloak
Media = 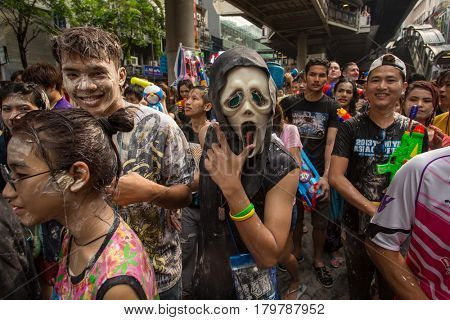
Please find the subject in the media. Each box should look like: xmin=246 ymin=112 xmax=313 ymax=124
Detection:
xmin=193 ymin=47 xmax=298 ymax=299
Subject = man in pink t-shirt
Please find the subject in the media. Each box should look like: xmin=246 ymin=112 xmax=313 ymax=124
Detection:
xmin=366 ymin=147 xmax=450 ymax=299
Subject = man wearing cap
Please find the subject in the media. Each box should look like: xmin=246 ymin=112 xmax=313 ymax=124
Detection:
xmin=329 ymin=54 xmax=428 ymax=299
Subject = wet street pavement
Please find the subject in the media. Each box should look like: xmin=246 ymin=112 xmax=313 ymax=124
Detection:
xmin=278 ymin=213 xmax=349 ymax=300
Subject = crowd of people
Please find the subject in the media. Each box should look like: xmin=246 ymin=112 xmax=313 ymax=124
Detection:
xmin=0 ymin=26 xmax=449 ymax=301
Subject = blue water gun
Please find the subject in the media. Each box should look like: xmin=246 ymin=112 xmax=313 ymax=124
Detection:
xmin=298 ymin=150 xmax=322 ymax=208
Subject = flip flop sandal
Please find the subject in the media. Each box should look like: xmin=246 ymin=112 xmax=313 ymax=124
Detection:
xmin=285 ymin=284 xmax=307 ymax=300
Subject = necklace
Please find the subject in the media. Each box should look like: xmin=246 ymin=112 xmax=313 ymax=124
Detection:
xmin=73 ymin=232 xmax=108 ymax=247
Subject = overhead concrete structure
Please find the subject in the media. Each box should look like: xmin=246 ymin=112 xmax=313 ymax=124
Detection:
xmin=223 ymin=0 xmax=419 ymax=68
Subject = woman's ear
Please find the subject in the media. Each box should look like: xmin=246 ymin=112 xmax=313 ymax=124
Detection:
xmin=204 ymin=102 xmax=212 ymax=112
xmin=68 ymin=161 xmax=90 ymax=192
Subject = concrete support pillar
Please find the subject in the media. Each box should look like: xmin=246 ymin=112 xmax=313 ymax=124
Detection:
xmin=165 ymin=0 xmax=195 ymax=84
xmin=296 ymin=33 xmax=307 ymax=71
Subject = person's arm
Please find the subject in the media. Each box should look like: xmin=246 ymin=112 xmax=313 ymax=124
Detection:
xmin=322 ymin=127 xmax=337 ymax=179
xmin=204 ymin=123 xmax=298 ymax=268
xmin=366 ymin=154 xmax=427 ymax=299
xmin=224 ymin=169 xmax=299 ymax=268
xmin=102 ymin=284 xmax=140 ymax=300
xmin=329 ymin=156 xmax=378 ymax=216
xmin=316 ymin=126 xmax=337 ymax=201
xmin=112 ymin=173 xmax=191 ymax=209
xmin=365 ymin=240 xmax=428 ymax=299
xmin=111 ymin=119 xmax=194 ymax=209
xmin=329 ymin=121 xmax=377 ymax=216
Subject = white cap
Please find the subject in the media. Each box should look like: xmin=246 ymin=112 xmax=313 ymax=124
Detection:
xmin=368 ymin=54 xmax=406 ymax=79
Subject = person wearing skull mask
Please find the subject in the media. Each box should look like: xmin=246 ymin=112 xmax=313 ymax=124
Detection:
xmin=194 ymin=47 xmax=300 ymax=299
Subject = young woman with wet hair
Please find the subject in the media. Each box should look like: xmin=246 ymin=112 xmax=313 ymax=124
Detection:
xmin=2 ymin=108 xmax=158 ymax=300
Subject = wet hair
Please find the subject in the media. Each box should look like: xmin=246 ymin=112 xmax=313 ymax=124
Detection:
xmin=279 ymin=95 xmax=299 ymax=124
xmin=305 ymin=58 xmax=330 ymax=75
xmin=437 ymin=70 xmax=450 ymax=87
xmin=404 ymin=80 xmax=439 ymax=126
xmin=177 ymin=79 xmax=194 ymax=99
xmin=10 ymin=70 xmax=24 ymax=82
xmin=51 ymin=27 xmax=122 ymax=68
xmin=333 ymin=77 xmax=358 ymax=115
xmin=123 ymin=85 xmax=143 ymax=102
xmin=22 ymin=63 xmax=63 ymax=92
xmin=10 ymin=108 xmax=134 ymax=192
xmin=0 ymin=82 xmax=50 ymax=110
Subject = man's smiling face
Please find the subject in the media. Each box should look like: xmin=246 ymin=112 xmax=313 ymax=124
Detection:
xmin=61 ymin=54 xmax=126 ymax=118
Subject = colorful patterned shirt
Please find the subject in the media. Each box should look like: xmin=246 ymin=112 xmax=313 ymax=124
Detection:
xmin=368 ymin=147 xmax=450 ymax=299
xmin=114 ymin=102 xmax=194 ymax=292
xmin=52 ymin=215 xmax=158 ymax=300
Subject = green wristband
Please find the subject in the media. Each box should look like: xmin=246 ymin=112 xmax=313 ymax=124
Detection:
xmin=232 ymin=203 xmax=254 ymax=218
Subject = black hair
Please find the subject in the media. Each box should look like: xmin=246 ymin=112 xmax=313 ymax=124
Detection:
xmin=23 ymin=63 xmax=63 ymax=92
xmin=305 ymin=58 xmax=330 ymax=75
xmin=279 ymin=95 xmax=299 ymax=124
xmin=404 ymin=80 xmax=439 ymax=126
xmin=343 ymin=62 xmax=358 ymax=72
xmin=10 ymin=70 xmax=23 ymax=82
xmin=177 ymin=79 xmax=194 ymax=99
xmin=123 ymin=85 xmax=143 ymax=102
xmin=10 ymin=108 xmax=134 ymax=192
xmin=333 ymin=77 xmax=358 ymax=116
xmin=51 ymin=27 xmax=122 ymax=68
xmin=437 ymin=70 xmax=450 ymax=87
xmin=189 ymin=86 xmax=212 ymax=119
xmin=407 ymin=73 xmax=426 ymax=84
xmin=0 ymin=82 xmax=49 ymax=110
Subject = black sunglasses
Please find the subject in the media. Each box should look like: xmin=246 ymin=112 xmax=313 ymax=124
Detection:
xmin=0 ymin=164 xmax=52 ymax=192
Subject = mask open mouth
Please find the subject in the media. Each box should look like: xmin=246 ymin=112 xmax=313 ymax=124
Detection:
xmin=241 ymin=121 xmax=257 ymax=147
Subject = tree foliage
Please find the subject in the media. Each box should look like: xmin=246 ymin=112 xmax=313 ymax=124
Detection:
xmin=0 ymin=0 xmax=68 ymax=68
xmin=67 ymin=0 xmax=165 ymax=62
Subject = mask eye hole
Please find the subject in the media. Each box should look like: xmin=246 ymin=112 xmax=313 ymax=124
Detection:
xmin=227 ymin=91 xmax=243 ymax=109
xmin=251 ymin=90 xmax=265 ymax=106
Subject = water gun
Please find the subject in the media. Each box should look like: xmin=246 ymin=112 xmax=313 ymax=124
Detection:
xmin=176 ymin=99 xmax=186 ymax=108
xmin=337 ymin=107 xmax=351 ymax=122
xmin=130 ymin=77 xmax=163 ymax=112
xmin=376 ymin=105 xmax=424 ymax=182
xmin=298 ymin=149 xmax=322 ymax=208
xmin=130 ymin=77 xmax=153 ymax=88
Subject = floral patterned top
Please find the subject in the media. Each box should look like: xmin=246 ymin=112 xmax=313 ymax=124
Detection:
xmin=52 ymin=214 xmax=158 ymax=300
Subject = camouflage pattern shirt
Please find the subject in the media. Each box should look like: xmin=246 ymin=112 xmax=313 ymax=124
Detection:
xmin=114 ymin=102 xmax=194 ymax=292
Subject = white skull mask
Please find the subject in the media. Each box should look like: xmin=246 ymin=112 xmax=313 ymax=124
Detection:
xmin=220 ymin=67 xmax=273 ymax=158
